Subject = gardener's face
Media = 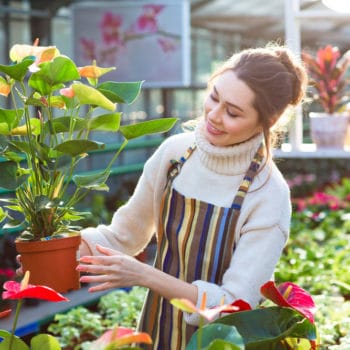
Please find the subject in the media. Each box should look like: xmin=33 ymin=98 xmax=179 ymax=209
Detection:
xmin=203 ymin=70 xmax=262 ymax=147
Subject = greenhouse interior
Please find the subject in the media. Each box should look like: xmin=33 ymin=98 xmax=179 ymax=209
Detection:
xmin=1 ymin=0 xmax=350 ymax=349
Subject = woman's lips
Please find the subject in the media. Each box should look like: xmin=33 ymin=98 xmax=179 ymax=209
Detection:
xmin=206 ymin=121 xmax=224 ymax=135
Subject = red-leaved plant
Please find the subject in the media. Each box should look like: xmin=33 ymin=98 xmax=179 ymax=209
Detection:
xmin=302 ymin=45 xmax=350 ymax=114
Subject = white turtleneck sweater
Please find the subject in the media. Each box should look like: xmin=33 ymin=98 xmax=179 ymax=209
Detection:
xmin=81 ymin=122 xmax=291 ymax=324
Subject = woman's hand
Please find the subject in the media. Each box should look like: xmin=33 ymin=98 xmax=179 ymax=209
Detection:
xmin=77 ymin=244 xmax=148 ymax=292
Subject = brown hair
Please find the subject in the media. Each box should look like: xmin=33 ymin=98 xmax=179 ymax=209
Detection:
xmin=208 ymin=44 xmax=308 ymax=156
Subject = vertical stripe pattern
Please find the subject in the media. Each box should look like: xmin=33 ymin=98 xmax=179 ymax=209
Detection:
xmin=138 ymin=143 xmax=264 ymax=349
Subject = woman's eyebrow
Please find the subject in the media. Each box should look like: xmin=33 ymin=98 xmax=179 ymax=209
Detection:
xmin=213 ymin=86 xmax=244 ymax=112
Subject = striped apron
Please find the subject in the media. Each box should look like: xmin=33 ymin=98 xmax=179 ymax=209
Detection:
xmin=138 ymin=143 xmax=264 ymax=350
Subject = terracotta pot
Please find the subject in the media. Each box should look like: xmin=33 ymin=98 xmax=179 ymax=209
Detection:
xmin=15 ymin=235 xmax=81 ymax=293
xmin=309 ymin=112 xmax=349 ymax=149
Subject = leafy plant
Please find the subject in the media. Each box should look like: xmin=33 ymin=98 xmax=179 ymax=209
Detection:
xmin=172 ymin=281 xmax=318 ymax=350
xmin=0 ymin=40 xmax=177 ymax=240
xmin=301 ymin=45 xmax=350 ymax=114
xmin=0 ymin=271 xmax=68 ymax=350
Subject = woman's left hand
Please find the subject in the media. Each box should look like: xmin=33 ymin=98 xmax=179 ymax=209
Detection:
xmin=77 ymin=244 xmax=147 ymax=292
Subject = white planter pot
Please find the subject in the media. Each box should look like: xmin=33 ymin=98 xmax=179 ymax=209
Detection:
xmin=309 ymin=112 xmax=349 ymax=149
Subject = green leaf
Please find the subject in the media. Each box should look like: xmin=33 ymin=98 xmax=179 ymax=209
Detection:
xmin=0 ymin=161 xmax=29 ymax=190
xmin=0 ymin=108 xmax=23 ymax=134
xmin=215 ymin=307 xmax=317 ymax=350
xmin=88 ymin=113 xmax=121 ymax=132
xmin=73 ymin=170 xmax=110 ymax=190
xmin=97 ymin=81 xmax=144 ymax=104
xmin=0 ymin=56 xmax=35 ymax=81
xmin=187 ymin=324 xmax=244 ymax=350
xmin=72 ymin=83 xmax=116 ymax=111
xmin=0 ymin=330 xmax=29 ymax=350
xmin=55 ymin=140 xmax=105 ymax=156
xmin=44 ymin=116 xmax=86 ymax=134
xmin=30 ymin=334 xmax=62 ymax=350
xmin=119 ymin=118 xmax=178 ymax=140
xmin=29 ymin=56 xmax=80 ymax=95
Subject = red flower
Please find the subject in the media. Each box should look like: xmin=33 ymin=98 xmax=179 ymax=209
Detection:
xmin=261 ymin=281 xmax=316 ymax=323
xmin=2 ymin=271 xmax=68 ymax=302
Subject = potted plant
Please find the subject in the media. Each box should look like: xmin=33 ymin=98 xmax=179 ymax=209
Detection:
xmin=301 ymin=44 xmax=350 ymax=149
xmin=0 ymin=40 xmax=177 ymax=292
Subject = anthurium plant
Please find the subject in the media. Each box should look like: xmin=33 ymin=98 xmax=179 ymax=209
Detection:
xmin=301 ymin=45 xmax=350 ymax=114
xmin=172 ymin=281 xmax=318 ymax=350
xmin=0 ymin=40 xmax=177 ymax=240
xmin=0 ymin=272 xmax=152 ymax=350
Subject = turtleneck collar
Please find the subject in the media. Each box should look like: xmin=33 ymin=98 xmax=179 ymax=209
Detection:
xmin=194 ymin=121 xmax=264 ymax=176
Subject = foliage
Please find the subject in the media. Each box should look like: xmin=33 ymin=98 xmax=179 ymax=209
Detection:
xmin=301 ymin=45 xmax=350 ymax=114
xmin=0 ymin=271 xmax=68 ymax=350
xmin=0 ymin=40 xmax=177 ymax=240
xmin=47 ymin=287 xmax=146 ymax=350
xmin=275 ymin=177 xmax=350 ymax=348
xmin=172 ymin=281 xmax=317 ymax=350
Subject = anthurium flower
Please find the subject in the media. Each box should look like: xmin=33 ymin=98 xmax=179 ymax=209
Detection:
xmin=260 ymin=281 xmax=316 ymax=323
xmin=0 ymin=76 xmax=11 ymax=97
xmin=78 ymin=63 xmax=115 ymax=79
xmin=89 ymin=326 xmax=152 ymax=349
xmin=2 ymin=271 xmax=68 ymax=302
xmin=171 ymin=293 xmax=249 ymax=322
xmin=9 ymin=42 xmax=59 ymax=64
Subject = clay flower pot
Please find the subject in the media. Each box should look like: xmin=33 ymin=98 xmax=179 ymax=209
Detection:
xmin=15 ymin=235 xmax=81 ymax=293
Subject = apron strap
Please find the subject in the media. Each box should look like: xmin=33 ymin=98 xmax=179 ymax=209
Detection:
xmin=165 ymin=143 xmax=196 ymax=186
xmin=231 ymin=142 xmax=265 ymax=211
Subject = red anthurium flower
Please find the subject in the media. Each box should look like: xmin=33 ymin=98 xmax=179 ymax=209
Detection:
xmin=2 ymin=271 xmax=68 ymax=302
xmin=0 ymin=309 xmax=12 ymax=319
xmin=261 ymin=281 xmax=316 ymax=323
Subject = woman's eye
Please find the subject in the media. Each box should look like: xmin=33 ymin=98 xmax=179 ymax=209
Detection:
xmin=210 ymin=93 xmax=219 ymax=102
xmin=227 ymin=110 xmax=239 ymax=118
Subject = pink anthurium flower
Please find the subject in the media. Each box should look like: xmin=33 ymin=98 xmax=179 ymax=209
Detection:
xmin=60 ymin=86 xmax=75 ymax=98
xmin=171 ymin=293 xmax=250 ymax=322
xmin=91 ymin=326 xmax=152 ymax=349
xmin=2 ymin=271 xmax=69 ymax=302
xmin=260 ymin=281 xmax=316 ymax=323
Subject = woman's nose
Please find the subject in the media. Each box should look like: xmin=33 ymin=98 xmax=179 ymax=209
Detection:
xmin=208 ymin=104 xmax=223 ymax=121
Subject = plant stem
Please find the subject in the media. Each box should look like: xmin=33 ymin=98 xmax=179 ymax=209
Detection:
xmin=9 ymin=299 xmax=23 ymax=349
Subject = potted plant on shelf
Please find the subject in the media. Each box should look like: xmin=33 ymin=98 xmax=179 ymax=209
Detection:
xmin=301 ymin=44 xmax=350 ymax=149
xmin=0 ymin=40 xmax=177 ymax=293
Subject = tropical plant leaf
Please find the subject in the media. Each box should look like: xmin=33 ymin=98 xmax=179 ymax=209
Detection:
xmin=55 ymin=140 xmax=105 ymax=156
xmin=97 ymin=81 xmax=144 ymax=104
xmin=215 ymin=307 xmax=317 ymax=350
xmin=186 ymin=323 xmax=244 ymax=350
xmin=119 ymin=118 xmax=178 ymax=140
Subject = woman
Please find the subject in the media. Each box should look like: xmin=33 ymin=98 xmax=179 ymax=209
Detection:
xmin=77 ymin=44 xmax=308 ymax=349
